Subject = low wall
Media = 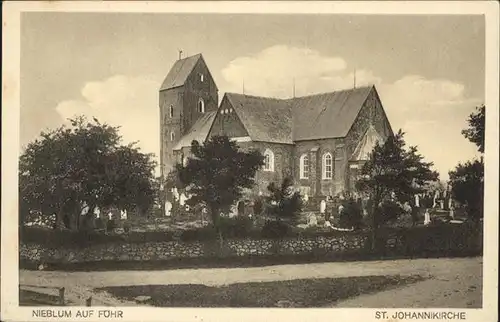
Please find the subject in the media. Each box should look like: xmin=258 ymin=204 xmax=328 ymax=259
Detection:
xmin=20 ymin=234 xmax=367 ymax=264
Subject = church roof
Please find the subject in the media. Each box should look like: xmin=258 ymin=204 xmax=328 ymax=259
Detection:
xmin=160 ymin=54 xmax=202 ymax=91
xmin=291 ymin=86 xmax=374 ymax=141
xmin=173 ymin=111 xmax=217 ymax=151
xmin=225 ymin=93 xmax=294 ymax=144
xmin=219 ymin=86 xmax=374 ymax=144
xmin=350 ymin=124 xmax=386 ymax=161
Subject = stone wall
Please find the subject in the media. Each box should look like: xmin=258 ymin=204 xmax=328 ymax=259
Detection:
xmin=20 ymin=235 xmax=367 ymax=264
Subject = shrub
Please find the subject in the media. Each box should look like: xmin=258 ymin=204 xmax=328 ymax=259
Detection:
xmin=338 ymin=199 xmax=364 ymax=229
xmin=378 ymin=200 xmax=404 ymax=226
xmin=218 ymin=216 xmax=254 ymax=238
xmin=265 ymin=177 xmax=303 ymax=224
xmin=180 ymin=226 xmax=217 ymax=242
xmin=253 ymin=197 xmax=264 ymax=216
xmin=106 ymin=219 xmax=118 ymax=232
xmin=123 ymin=222 xmax=131 ymax=233
xmin=261 ymin=220 xmax=290 ymax=239
xmin=95 ymin=218 xmax=106 ymax=231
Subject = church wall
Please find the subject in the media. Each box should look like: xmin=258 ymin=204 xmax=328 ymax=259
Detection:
xmin=236 ymin=141 xmax=294 ymax=196
xmin=293 ymin=138 xmax=346 ymax=197
xmin=345 ymin=88 xmax=393 ymax=192
xmin=345 ymin=88 xmax=392 ymax=157
xmin=160 ymin=87 xmax=184 ymax=177
xmin=182 ymin=59 xmax=219 ymax=134
xmin=208 ymin=98 xmax=249 ymax=138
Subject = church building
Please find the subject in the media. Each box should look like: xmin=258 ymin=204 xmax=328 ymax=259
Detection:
xmin=160 ymin=54 xmax=394 ymax=201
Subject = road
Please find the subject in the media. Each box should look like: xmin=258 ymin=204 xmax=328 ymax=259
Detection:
xmin=19 ymin=257 xmax=482 ymax=308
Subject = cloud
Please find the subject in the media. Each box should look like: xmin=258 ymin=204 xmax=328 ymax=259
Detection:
xmin=221 ymin=45 xmax=483 ymax=180
xmin=222 ymin=45 xmax=351 ymax=98
xmin=55 ymin=75 xmax=162 ymax=174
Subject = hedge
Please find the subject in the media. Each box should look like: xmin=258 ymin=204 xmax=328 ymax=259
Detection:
xmin=20 ymin=220 xmax=482 ymax=256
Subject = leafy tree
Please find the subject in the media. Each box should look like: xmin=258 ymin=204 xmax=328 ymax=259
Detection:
xmin=175 ymin=135 xmax=264 ymax=243
xmin=355 ymin=130 xmax=439 ymax=248
xmin=461 ymin=105 xmax=485 ymax=153
xmin=449 ymin=104 xmax=485 ymax=222
xmin=265 ymin=177 xmax=302 ymax=223
xmin=19 ymin=116 xmax=157 ymax=230
xmin=261 ymin=177 xmax=303 ymax=238
xmin=448 ymin=159 xmax=484 ymax=221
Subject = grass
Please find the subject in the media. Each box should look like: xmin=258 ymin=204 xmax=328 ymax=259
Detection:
xmin=97 ymin=274 xmax=425 ymax=307
xmin=19 ymin=289 xmax=64 ymax=306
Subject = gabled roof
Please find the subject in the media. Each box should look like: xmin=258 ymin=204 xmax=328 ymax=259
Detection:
xmin=173 ymin=111 xmax=217 ymax=151
xmin=350 ymin=124 xmax=386 ymax=161
xmin=160 ymin=54 xmax=202 ymax=91
xmin=291 ymin=85 xmax=374 ymax=141
xmin=225 ymin=93 xmax=294 ymax=144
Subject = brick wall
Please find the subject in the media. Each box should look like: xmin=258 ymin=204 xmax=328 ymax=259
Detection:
xmin=294 ymin=138 xmax=346 ymax=197
xmin=237 ymin=141 xmax=294 ymax=195
xmin=209 ymin=97 xmax=249 ymax=138
xmin=159 ymin=87 xmax=184 ymax=177
xmin=160 ymin=58 xmax=218 ymax=178
xmin=344 ymin=87 xmax=393 ymax=192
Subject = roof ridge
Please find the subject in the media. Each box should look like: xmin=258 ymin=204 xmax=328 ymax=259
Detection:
xmin=225 ymin=92 xmax=290 ymax=101
xmin=291 ymin=85 xmax=373 ymax=100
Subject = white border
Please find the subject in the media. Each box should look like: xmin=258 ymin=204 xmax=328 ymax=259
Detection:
xmin=2 ymin=2 xmax=499 ymax=322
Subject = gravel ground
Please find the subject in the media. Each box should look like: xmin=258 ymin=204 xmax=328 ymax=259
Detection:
xmin=19 ymin=256 xmax=482 ymax=308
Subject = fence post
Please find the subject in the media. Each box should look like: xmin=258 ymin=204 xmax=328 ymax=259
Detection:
xmin=58 ymin=287 xmax=65 ymax=305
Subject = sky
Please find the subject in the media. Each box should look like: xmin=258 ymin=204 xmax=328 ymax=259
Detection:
xmin=20 ymin=13 xmax=485 ymax=181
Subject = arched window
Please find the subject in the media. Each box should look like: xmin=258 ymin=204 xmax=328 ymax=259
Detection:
xmin=169 ymin=105 xmax=174 ymax=118
xmin=200 ymin=73 xmax=204 ymax=82
xmin=170 ymin=131 xmax=175 ymax=141
xmin=299 ymin=154 xmax=309 ymax=179
xmin=198 ymin=98 xmax=205 ymax=113
xmin=322 ymin=153 xmax=333 ymax=179
xmin=263 ymin=149 xmax=274 ymax=172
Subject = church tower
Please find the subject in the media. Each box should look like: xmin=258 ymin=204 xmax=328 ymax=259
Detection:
xmin=159 ymin=53 xmax=219 ymax=178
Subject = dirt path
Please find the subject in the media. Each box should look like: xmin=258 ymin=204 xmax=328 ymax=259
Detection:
xmin=19 ymin=257 xmax=482 ymax=308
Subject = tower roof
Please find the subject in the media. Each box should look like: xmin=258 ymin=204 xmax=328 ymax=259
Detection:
xmin=160 ymin=54 xmax=203 ymax=91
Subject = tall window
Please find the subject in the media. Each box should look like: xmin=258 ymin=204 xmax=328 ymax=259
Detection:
xmin=322 ymin=153 xmax=333 ymax=179
xmin=198 ymin=98 xmax=205 ymax=113
xmin=263 ymin=149 xmax=275 ymax=172
xmin=169 ymin=105 xmax=174 ymax=118
xmin=200 ymin=73 xmax=204 ymax=82
xmin=170 ymin=131 xmax=175 ymax=141
xmin=299 ymin=154 xmax=309 ymax=179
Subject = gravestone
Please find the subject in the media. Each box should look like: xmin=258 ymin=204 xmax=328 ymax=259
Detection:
xmin=424 ymin=209 xmax=431 ymax=225
xmin=165 ymin=201 xmax=172 ymax=217
xmin=179 ymin=193 xmax=187 ymax=206
xmin=308 ymin=213 xmax=318 ymax=227
xmin=319 ymin=200 xmax=326 ymax=215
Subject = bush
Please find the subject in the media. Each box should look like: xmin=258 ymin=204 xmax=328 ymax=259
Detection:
xmin=261 ymin=220 xmax=290 ymax=239
xmin=339 ymin=199 xmax=364 ymax=229
xmin=253 ymin=197 xmax=264 ymax=216
xmin=180 ymin=226 xmax=217 ymax=242
xmin=106 ymin=219 xmax=118 ymax=232
xmin=218 ymin=216 xmax=255 ymax=238
xmin=95 ymin=218 xmax=106 ymax=230
xmin=378 ymin=200 xmax=404 ymax=226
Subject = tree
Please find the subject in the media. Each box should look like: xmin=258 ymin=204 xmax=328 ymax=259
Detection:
xmin=175 ymin=135 xmax=264 ymax=243
xmin=19 ymin=116 xmax=157 ymax=230
xmin=449 ymin=104 xmax=485 ymax=222
xmin=355 ymin=130 xmax=439 ymax=248
xmin=462 ymin=105 xmax=485 ymax=153
xmin=448 ymin=159 xmax=484 ymax=221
